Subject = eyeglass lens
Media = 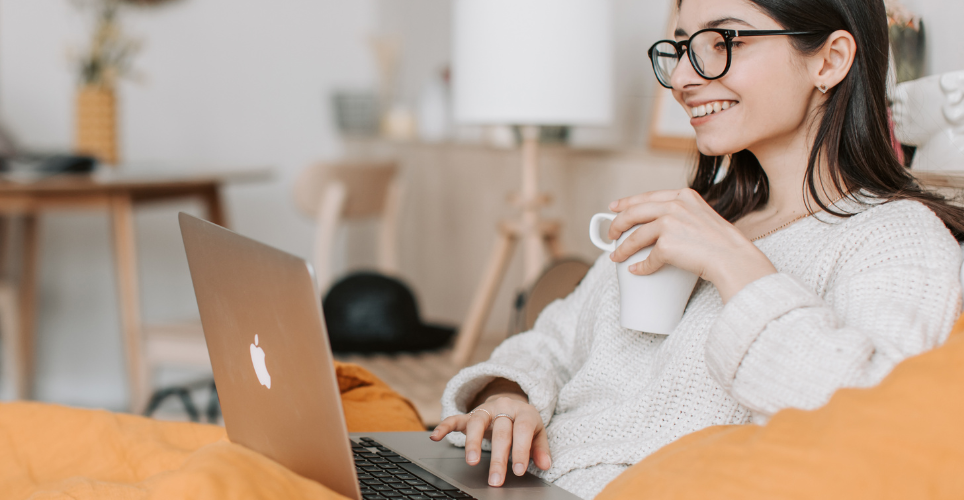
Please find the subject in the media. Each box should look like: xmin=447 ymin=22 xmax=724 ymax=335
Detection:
xmin=652 ymin=31 xmax=729 ymax=89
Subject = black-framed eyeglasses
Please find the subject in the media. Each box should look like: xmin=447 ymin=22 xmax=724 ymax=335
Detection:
xmin=647 ymin=28 xmax=818 ymax=89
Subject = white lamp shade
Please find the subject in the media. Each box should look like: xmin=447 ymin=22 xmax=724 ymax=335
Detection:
xmin=453 ymin=0 xmax=613 ymax=126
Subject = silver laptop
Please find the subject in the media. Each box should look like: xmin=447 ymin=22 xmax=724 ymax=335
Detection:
xmin=178 ymin=213 xmax=578 ymax=500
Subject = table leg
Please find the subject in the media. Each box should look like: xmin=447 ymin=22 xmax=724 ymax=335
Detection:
xmin=110 ymin=194 xmax=147 ymax=413
xmin=203 ymin=185 xmax=228 ymax=228
xmin=451 ymin=226 xmax=518 ymax=367
xmin=16 ymin=215 xmax=39 ymax=400
xmin=0 ymin=216 xmax=9 ymax=277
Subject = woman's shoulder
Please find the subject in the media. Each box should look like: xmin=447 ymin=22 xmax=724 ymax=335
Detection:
xmin=827 ymin=196 xmax=961 ymax=270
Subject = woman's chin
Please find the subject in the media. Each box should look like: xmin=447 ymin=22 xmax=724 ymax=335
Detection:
xmin=695 ymin=138 xmax=739 ymax=157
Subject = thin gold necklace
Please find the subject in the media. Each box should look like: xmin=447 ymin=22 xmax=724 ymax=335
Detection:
xmin=749 ymin=195 xmax=847 ymax=242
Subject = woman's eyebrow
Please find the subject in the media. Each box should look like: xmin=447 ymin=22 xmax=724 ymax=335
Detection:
xmin=674 ymin=16 xmax=755 ymax=37
xmin=705 ymin=17 xmax=755 ymax=29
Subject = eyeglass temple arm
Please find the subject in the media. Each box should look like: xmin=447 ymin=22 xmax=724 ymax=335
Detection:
xmin=730 ymin=30 xmax=818 ymax=37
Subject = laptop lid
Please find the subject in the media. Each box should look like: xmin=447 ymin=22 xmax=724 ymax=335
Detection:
xmin=179 ymin=212 xmax=361 ymax=500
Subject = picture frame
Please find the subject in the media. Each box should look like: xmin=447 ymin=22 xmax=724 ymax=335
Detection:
xmin=648 ymin=6 xmax=697 ymax=152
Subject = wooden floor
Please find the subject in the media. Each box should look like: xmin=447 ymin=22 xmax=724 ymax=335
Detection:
xmin=335 ymin=332 xmax=505 ymax=429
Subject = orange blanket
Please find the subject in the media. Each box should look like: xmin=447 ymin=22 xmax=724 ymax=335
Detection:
xmin=1 ymin=362 xmax=422 ymax=500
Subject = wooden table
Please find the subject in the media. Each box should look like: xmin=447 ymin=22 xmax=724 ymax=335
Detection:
xmin=0 ymin=167 xmax=271 ymax=412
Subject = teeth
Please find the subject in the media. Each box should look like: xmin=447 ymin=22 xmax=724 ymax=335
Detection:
xmin=689 ymin=100 xmax=737 ymax=117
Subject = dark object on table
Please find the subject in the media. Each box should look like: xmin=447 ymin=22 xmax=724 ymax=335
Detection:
xmin=323 ymin=271 xmax=455 ymax=353
xmin=0 ymin=124 xmax=97 ymax=175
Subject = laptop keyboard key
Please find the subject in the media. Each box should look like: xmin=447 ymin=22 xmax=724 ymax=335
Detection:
xmin=425 ymin=492 xmax=447 ymax=498
xmin=415 ymin=485 xmax=435 ymax=491
xmin=387 ymin=456 xmax=412 ymax=463
xmin=445 ymin=493 xmax=472 ymax=499
xmin=398 ymin=463 xmax=460 ymax=491
xmin=398 ymin=489 xmax=419 ymax=495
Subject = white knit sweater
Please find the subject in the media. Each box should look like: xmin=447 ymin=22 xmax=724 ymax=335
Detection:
xmin=440 ymin=197 xmax=963 ymax=499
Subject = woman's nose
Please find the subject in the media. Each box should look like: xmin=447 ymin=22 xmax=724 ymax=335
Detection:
xmin=669 ymin=51 xmax=706 ymax=90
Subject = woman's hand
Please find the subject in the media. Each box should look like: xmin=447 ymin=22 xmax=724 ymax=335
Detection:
xmin=607 ymin=188 xmax=777 ymax=303
xmin=431 ymin=393 xmax=551 ymax=487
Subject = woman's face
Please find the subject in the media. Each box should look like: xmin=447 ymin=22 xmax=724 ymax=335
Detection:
xmin=672 ymin=0 xmax=817 ymax=157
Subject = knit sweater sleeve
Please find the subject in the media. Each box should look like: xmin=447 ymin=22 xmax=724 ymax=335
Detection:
xmin=440 ymin=254 xmax=609 ymax=435
xmin=705 ymin=201 xmax=963 ymax=421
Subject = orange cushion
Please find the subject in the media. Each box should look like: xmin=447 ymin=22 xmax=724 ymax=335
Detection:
xmin=598 ymin=314 xmax=964 ymax=500
xmin=0 ymin=361 xmax=420 ymax=499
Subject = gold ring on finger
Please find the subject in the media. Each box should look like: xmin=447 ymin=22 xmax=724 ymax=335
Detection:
xmin=493 ymin=413 xmax=514 ymax=423
xmin=469 ymin=407 xmax=492 ymax=422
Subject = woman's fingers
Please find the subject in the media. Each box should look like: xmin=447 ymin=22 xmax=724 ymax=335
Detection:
xmin=510 ymin=414 xmax=538 ymax=476
xmin=487 ymin=416 xmax=514 ymax=486
xmin=463 ymin=411 xmax=490 ymax=466
xmin=531 ymin=427 xmax=552 ymax=470
xmin=607 ymin=199 xmax=682 ymax=241
xmin=631 ymin=243 xmax=667 ymax=275
xmin=432 ymin=402 xmax=553 ymax=487
xmin=610 ymin=218 xmax=661 ymax=263
xmin=608 ymin=189 xmax=685 ymax=213
xmin=430 ymin=414 xmax=465 ymax=441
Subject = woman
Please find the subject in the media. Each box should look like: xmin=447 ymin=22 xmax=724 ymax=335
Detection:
xmin=433 ymin=0 xmax=964 ymax=498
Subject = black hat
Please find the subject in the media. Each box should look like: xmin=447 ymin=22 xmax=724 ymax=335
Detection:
xmin=322 ymin=271 xmax=455 ymax=353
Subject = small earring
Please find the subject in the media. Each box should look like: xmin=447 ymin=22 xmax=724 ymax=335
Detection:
xmin=818 ymin=84 xmax=828 ymax=94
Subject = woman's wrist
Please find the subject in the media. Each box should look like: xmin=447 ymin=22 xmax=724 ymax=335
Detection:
xmin=709 ymin=243 xmax=778 ymax=303
xmin=470 ymin=378 xmax=528 ymax=409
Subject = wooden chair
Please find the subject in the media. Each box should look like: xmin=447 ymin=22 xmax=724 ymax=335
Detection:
xmin=0 ymin=280 xmax=21 ymax=399
xmin=293 ymin=161 xmax=403 ymax=292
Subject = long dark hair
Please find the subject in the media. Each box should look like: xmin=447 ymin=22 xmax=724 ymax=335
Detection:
xmin=683 ymin=0 xmax=964 ymax=240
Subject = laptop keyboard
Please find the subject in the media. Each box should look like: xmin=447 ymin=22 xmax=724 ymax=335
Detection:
xmin=353 ymin=437 xmax=476 ymax=500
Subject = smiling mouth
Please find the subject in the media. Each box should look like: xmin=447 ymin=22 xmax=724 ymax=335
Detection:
xmin=688 ymin=100 xmax=739 ymax=118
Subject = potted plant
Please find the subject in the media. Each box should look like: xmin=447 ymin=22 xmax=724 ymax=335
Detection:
xmin=72 ymin=0 xmax=175 ymax=166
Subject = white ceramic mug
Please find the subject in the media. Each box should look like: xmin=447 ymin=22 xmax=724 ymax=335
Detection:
xmin=589 ymin=213 xmax=699 ymax=334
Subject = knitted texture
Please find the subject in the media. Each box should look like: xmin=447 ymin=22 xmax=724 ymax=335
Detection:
xmin=441 ymin=197 xmax=963 ymax=499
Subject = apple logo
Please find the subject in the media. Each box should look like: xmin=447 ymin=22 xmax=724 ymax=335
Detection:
xmin=250 ymin=334 xmax=271 ymax=389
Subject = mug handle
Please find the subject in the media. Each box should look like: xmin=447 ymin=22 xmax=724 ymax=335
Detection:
xmin=589 ymin=213 xmax=617 ymax=252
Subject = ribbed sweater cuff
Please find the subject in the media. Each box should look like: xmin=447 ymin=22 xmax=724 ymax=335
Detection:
xmin=705 ymin=272 xmax=824 ymax=391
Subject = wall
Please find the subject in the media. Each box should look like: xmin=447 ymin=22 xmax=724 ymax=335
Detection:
xmin=0 ymin=0 xmax=377 ymax=408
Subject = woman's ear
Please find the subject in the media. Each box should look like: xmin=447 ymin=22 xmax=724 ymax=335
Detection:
xmin=811 ymin=30 xmax=856 ymax=92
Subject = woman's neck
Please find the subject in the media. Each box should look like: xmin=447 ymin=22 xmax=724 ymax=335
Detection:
xmin=749 ymin=127 xmax=842 ymax=217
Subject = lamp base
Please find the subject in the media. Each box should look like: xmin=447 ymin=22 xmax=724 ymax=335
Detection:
xmin=451 ymin=125 xmax=564 ymax=366
xmin=450 ymin=217 xmax=564 ymax=366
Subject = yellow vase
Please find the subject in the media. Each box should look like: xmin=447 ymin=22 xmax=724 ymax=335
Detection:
xmin=75 ymin=86 xmax=119 ymax=166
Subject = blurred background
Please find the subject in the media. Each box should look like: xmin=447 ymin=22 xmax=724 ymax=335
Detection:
xmin=0 ymin=0 xmax=960 ymax=418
